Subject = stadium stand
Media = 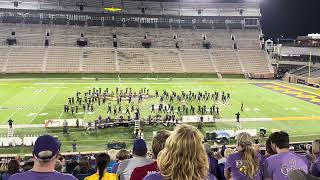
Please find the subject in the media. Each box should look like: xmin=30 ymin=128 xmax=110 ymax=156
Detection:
xmin=82 ymin=48 xmax=116 ymax=73
xmin=211 ymin=50 xmax=244 ymax=74
xmin=46 ymin=47 xmax=81 ymax=72
xmin=238 ymin=50 xmax=272 ymax=73
xmin=180 ymin=49 xmax=215 ymax=73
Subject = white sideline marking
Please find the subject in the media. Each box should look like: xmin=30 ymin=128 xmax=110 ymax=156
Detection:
xmin=26 ymin=113 xmax=36 ymax=117
xmin=39 ymin=113 xmax=48 ymax=116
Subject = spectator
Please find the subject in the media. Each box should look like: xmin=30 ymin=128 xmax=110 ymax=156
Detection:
xmin=7 ymin=159 xmax=20 ymax=174
xmin=107 ymin=149 xmax=119 ymax=173
xmin=55 ymin=161 xmax=63 ymax=172
xmin=84 ymin=153 xmax=118 ymax=180
xmin=204 ymin=143 xmax=218 ymax=178
xmin=117 ymin=139 xmax=153 ymax=180
xmin=310 ymin=139 xmax=320 ymax=177
xmin=144 ymin=124 xmax=216 ymax=180
xmin=9 ymin=135 xmax=77 ymax=180
xmin=111 ymin=149 xmax=130 ymax=173
xmin=73 ymin=157 xmax=95 ymax=175
xmin=224 ymin=132 xmax=261 ymax=180
xmin=264 ymin=131 xmax=309 ymax=180
xmin=2 ymin=159 xmax=21 ymax=180
xmin=261 ymin=138 xmax=276 ymax=178
xmin=288 ymin=169 xmax=320 ymax=180
xmin=131 ymin=130 xmax=171 ymax=180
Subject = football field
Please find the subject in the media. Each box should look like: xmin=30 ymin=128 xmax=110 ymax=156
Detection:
xmin=0 ymin=78 xmax=319 ymax=153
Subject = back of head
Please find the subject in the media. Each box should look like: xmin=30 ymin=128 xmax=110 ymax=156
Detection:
xmin=265 ymin=138 xmax=276 ymax=156
xmin=133 ymin=139 xmax=147 ymax=157
xmin=288 ymin=169 xmax=320 ymax=180
xmin=269 ymin=131 xmax=289 ymax=150
xmin=107 ymin=149 xmax=118 ymax=162
xmin=96 ymin=153 xmax=110 ymax=180
xmin=312 ymin=139 xmax=320 ymax=158
xmin=204 ymin=143 xmax=213 ymax=157
xmin=152 ymin=130 xmax=171 ymax=158
xmin=55 ymin=161 xmax=63 ymax=172
xmin=236 ymin=132 xmax=259 ymax=179
xmin=157 ymin=124 xmax=209 ymax=180
xmin=33 ymin=135 xmax=60 ymax=168
xmin=117 ymin=149 xmax=130 ymax=161
xmin=8 ymin=159 xmax=20 ymax=174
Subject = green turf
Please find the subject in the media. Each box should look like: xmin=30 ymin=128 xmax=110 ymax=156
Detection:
xmin=0 ymin=78 xmax=319 ymax=154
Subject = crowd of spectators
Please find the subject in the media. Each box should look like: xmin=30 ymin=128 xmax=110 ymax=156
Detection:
xmin=0 ymin=125 xmax=319 ymax=180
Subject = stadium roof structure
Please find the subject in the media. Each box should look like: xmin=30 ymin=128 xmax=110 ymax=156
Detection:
xmin=0 ymin=0 xmax=261 ymax=17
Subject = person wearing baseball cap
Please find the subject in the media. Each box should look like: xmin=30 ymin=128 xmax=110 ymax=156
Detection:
xmin=9 ymin=135 xmax=77 ymax=180
xmin=117 ymin=139 xmax=154 ymax=180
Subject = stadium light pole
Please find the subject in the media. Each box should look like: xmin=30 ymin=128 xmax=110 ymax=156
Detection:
xmin=308 ymin=51 xmax=312 ymax=79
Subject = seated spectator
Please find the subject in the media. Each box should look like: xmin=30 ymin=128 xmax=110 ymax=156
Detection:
xmin=310 ymin=139 xmax=320 ymax=177
xmin=7 ymin=159 xmax=20 ymax=174
xmin=131 ymin=130 xmax=171 ymax=180
xmin=117 ymin=139 xmax=153 ymax=180
xmin=2 ymin=159 xmax=20 ymax=180
xmin=224 ymin=132 xmax=261 ymax=180
xmin=204 ymin=143 xmax=218 ymax=178
xmin=112 ymin=149 xmax=130 ymax=173
xmin=107 ymin=149 xmax=118 ymax=173
xmin=144 ymin=124 xmax=216 ymax=180
xmin=260 ymin=138 xmax=277 ymax=178
xmin=288 ymin=169 xmax=320 ymax=180
xmin=84 ymin=153 xmax=118 ymax=180
xmin=55 ymin=161 xmax=63 ymax=172
xmin=264 ymin=131 xmax=309 ymax=180
xmin=9 ymin=135 xmax=77 ymax=180
xmin=73 ymin=157 xmax=95 ymax=175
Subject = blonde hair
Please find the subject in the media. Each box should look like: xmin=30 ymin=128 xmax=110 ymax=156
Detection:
xmin=237 ymin=132 xmax=259 ymax=180
xmin=312 ymin=139 xmax=320 ymax=161
xmin=157 ymin=124 xmax=209 ymax=180
xmin=224 ymin=148 xmax=235 ymax=159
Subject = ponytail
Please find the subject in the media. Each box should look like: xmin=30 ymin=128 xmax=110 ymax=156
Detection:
xmin=98 ymin=165 xmax=104 ymax=180
xmin=96 ymin=153 xmax=110 ymax=180
xmin=241 ymin=146 xmax=259 ymax=180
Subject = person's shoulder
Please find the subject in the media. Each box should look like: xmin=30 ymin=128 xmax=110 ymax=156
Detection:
xmin=8 ymin=172 xmax=27 ymax=179
xmin=208 ymin=173 xmax=217 ymax=180
xmin=227 ymin=152 xmax=240 ymax=160
xmin=143 ymin=172 xmax=163 ymax=180
xmin=56 ymin=172 xmax=78 ymax=179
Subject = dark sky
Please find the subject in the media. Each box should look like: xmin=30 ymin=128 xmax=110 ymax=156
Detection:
xmin=260 ymin=0 xmax=320 ymax=40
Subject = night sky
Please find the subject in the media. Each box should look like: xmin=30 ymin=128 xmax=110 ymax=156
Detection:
xmin=260 ymin=0 xmax=320 ymax=40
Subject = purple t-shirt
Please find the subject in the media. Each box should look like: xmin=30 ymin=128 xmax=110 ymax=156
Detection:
xmin=310 ymin=155 xmax=320 ymax=177
xmin=264 ymin=152 xmax=309 ymax=180
xmin=8 ymin=170 xmax=77 ymax=180
xmin=225 ymin=152 xmax=262 ymax=180
xmin=143 ymin=172 xmax=216 ymax=180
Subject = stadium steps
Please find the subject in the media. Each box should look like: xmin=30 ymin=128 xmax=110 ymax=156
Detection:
xmin=235 ymin=51 xmax=246 ymax=73
xmin=177 ymin=50 xmax=186 ymax=73
xmin=0 ymin=47 xmax=10 ymax=73
xmin=2 ymin=47 xmax=12 ymax=73
xmin=207 ymin=50 xmax=219 ymax=73
xmin=42 ymin=48 xmax=48 ymax=72
xmin=115 ymin=49 xmax=120 ymax=73
xmin=7 ymin=128 xmax=14 ymax=138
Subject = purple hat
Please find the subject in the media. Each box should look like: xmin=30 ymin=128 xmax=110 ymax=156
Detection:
xmin=133 ymin=139 xmax=147 ymax=152
xmin=33 ymin=135 xmax=60 ymax=161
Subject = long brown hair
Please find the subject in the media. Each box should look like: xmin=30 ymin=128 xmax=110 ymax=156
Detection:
xmin=157 ymin=124 xmax=209 ymax=180
xmin=237 ymin=132 xmax=259 ymax=180
xmin=96 ymin=153 xmax=110 ymax=180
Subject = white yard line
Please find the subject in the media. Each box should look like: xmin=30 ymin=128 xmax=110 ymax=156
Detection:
xmin=5 ymin=91 xmax=40 ymax=122
xmin=29 ymin=90 xmax=61 ymax=124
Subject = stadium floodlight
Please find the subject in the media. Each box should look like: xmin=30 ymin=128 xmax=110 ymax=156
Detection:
xmin=104 ymin=7 xmax=122 ymax=12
